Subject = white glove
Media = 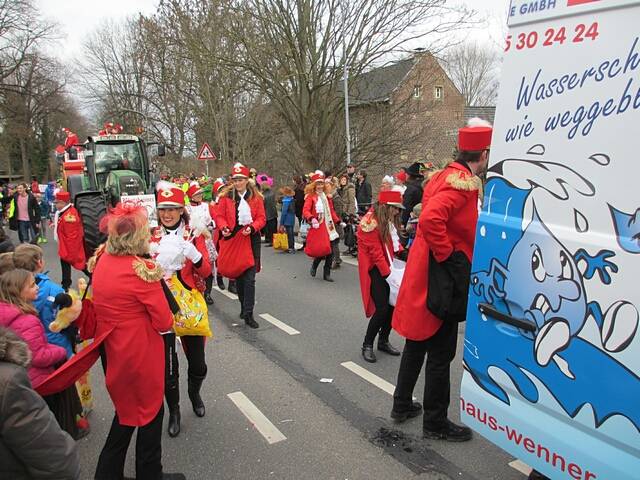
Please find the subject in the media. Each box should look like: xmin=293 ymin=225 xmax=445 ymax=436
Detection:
xmin=340 ymin=222 xmax=346 ymax=228
xmin=183 ymin=241 xmax=203 ymax=264
xmin=311 ymin=218 xmax=320 ymax=229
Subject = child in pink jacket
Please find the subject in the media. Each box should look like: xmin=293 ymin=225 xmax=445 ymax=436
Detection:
xmin=0 ymin=268 xmax=66 ymax=388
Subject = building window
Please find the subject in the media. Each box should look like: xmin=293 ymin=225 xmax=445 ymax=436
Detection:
xmin=434 ymin=86 xmax=443 ymax=99
xmin=413 ymin=85 xmax=422 ymax=98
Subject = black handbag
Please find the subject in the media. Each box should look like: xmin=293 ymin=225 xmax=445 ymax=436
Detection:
xmin=343 ymin=224 xmax=356 ymax=248
xmin=427 ymin=251 xmax=471 ymax=323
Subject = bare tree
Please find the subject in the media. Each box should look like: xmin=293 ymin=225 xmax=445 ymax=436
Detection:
xmin=441 ymin=42 xmax=500 ymax=106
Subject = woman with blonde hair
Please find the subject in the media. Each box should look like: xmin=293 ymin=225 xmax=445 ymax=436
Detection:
xmin=303 ymin=171 xmax=340 ymax=282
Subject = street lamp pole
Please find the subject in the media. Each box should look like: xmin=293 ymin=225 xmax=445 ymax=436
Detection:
xmin=342 ymin=1 xmax=351 ymax=166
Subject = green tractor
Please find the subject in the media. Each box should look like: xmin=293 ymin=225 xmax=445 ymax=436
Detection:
xmin=65 ymin=133 xmax=165 ymax=254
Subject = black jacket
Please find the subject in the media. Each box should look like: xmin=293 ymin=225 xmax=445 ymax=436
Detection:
xmin=356 ymin=180 xmax=372 ymax=212
xmin=9 ymin=193 xmax=39 ymax=230
xmin=401 ymin=179 xmax=423 ymax=226
xmin=262 ymin=188 xmax=278 ymax=220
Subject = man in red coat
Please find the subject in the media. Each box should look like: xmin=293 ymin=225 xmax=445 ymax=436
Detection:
xmin=390 ymin=118 xmax=492 ymax=441
xmin=54 ymin=191 xmax=86 ymax=291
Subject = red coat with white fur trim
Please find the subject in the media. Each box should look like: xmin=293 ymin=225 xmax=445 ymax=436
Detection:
xmin=213 ymin=188 xmax=266 ymax=234
xmin=357 ymin=211 xmax=401 ymax=318
xmin=392 ymin=162 xmax=481 ymax=340
xmin=302 ymin=193 xmax=339 ymax=258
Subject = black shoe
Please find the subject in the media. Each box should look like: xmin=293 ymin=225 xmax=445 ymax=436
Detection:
xmin=245 ymin=315 xmax=259 ymax=329
xmin=528 ymin=470 xmax=551 ymax=480
xmin=217 ymin=276 xmax=225 ymax=290
xmin=188 ymin=375 xmax=206 ymax=417
xmin=361 ymin=344 xmax=376 ymax=363
xmin=204 ymin=294 xmax=214 ymax=305
xmin=323 ymin=273 xmax=334 ymax=282
xmin=390 ymin=402 xmax=423 ymax=423
xmin=161 ymin=474 xmax=187 ymax=480
xmin=228 ymin=281 xmax=237 ymax=294
xmin=423 ymin=419 xmax=472 ymax=442
xmin=239 ymin=311 xmax=245 ymax=319
xmin=310 ymin=264 xmax=318 ymax=277
xmin=377 ymin=340 xmax=400 ymax=356
xmin=167 ymin=407 xmax=181 ymax=437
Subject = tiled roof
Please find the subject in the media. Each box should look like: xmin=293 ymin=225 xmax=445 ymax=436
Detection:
xmin=346 ymin=58 xmax=416 ymax=105
xmin=463 ymin=106 xmax=496 ymax=125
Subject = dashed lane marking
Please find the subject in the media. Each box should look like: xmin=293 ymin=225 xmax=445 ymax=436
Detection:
xmin=212 ymin=286 xmax=238 ymax=300
xmin=508 ymin=460 xmax=532 ymax=476
xmin=341 ymin=361 xmax=396 ymax=396
xmin=340 ymin=256 xmax=358 ymax=266
xmin=259 ymin=313 xmax=301 ymax=335
xmin=227 ymin=391 xmax=287 ymax=445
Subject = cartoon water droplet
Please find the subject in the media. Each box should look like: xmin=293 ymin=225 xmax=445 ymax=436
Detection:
xmin=574 ymin=209 xmax=589 ymax=233
xmin=588 ymin=153 xmax=610 ymax=166
xmin=481 ymin=313 xmax=488 ymax=322
xmin=480 ymin=225 xmax=486 ymax=237
xmin=501 ymin=231 xmax=507 ymax=240
xmin=527 ymin=144 xmax=546 ymax=156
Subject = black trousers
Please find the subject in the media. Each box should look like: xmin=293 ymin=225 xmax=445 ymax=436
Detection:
xmin=393 ymin=321 xmax=459 ymax=430
xmin=164 ymin=333 xmax=207 ymax=408
xmin=364 ymin=267 xmax=393 ymax=345
xmin=312 ymin=251 xmax=334 ymax=275
xmin=236 ymin=265 xmax=256 ymax=317
xmin=60 ymin=259 xmax=91 ymax=291
xmin=94 ymin=405 xmax=164 ymax=480
xmin=264 ymin=218 xmax=277 ymax=244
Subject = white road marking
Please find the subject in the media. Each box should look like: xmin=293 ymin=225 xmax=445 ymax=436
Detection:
xmin=259 ymin=313 xmax=301 ymax=335
xmin=341 ymin=256 xmax=358 ymax=266
xmin=212 ymin=286 xmax=238 ymax=300
xmin=227 ymin=391 xmax=287 ymax=445
xmin=341 ymin=361 xmax=396 ymax=396
xmin=508 ymin=460 xmax=532 ymax=476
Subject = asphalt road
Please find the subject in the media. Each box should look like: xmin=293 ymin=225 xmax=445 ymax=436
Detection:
xmin=29 ymin=227 xmax=529 ymax=480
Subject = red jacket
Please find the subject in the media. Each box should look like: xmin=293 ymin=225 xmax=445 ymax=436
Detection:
xmin=302 ymin=193 xmax=339 ymax=258
xmin=213 ymin=189 xmax=266 ymax=234
xmin=92 ymin=253 xmax=173 ymax=426
xmin=392 ymin=162 xmax=481 ymax=341
xmin=150 ymin=225 xmax=211 ymax=292
xmin=56 ymin=205 xmax=86 ymax=270
xmin=357 ymin=212 xmax=400 ymax=317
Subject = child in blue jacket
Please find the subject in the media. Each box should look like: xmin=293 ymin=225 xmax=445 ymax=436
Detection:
xmin=279 ymin=186 xmax=296 ymax=253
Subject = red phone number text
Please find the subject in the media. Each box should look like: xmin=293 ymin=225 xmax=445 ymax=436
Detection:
xmin=505 ymin=22 xmax=599 ymax=53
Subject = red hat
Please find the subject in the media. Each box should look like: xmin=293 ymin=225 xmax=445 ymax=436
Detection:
xmin=231 ymin=163 xmax=250 ymax=179
xmin=156 ymin=182 xmax=185 ymax=208
xmin=212 ymin=180 xmax=224 ymax=194
xmin=458 ymin=117 xmax=493 ymax=152
xmin=378 ymin=190 xmax=404 ymax=208
xmin=310 ymin=170 xmax=325 ymax=183
xmin=55 ymin=191 xmax=71 ymax=202
xmin=186 ymin=182 xmax=203 ymax=199
xmin=395 ymin=170 xmax=407 ymax=183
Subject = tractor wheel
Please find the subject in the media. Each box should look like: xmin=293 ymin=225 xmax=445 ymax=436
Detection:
xmin=75 ymin=192 xmax=107 ymax=256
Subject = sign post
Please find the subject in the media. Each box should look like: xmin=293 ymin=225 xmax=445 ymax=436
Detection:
xmin=197 ymin=142 xmax=217 ymax=176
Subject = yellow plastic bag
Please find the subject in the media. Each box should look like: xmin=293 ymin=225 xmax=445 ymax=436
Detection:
xmin=273 ymin=232 xmax=289 ymax=251
xmin=166 ymin=275 xmax=212 ymax=337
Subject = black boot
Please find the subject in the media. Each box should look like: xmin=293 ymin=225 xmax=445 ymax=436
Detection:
xmin=204 ymin=294 xmax=214 ymax=305
xmin=188 ymin=374 xmax=206 ymax=417
xmin=310 ymin=262 xmax=318 ymax=277
xmin=361 ymin=344 xmax=376 ymax=363
xmin=245 ymin=314 xmax=259 ymax=329
xmin=217 ymin=275 xmax=226 ymax=290
xmin=228 ymin=280 xmax=237 ymax=294
xmin=377 ymin=339 xmax=400 ymax=356
xmin=167 ymin=405 xmax=181 ymax=437
xmin=423 ymin=419 xmax=472 ymax=442
xmin=390 ymin=401 xmax=423 ymax=423
xmin=323 ymin=262 xmax=334 ymax=282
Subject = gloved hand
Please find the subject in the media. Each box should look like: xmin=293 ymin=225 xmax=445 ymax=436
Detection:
xmin=340 ymin=222 xmax=346 ymax=228
xmin=182 ymin=241 xmax=203 ymax=264
xmin=311 ymin=218 xmax=320 ymax=229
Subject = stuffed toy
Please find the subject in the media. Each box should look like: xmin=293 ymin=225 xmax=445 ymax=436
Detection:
xmin=49 ymin=278 xmax=87 ymax=333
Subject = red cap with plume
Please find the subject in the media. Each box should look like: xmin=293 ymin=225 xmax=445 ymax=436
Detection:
xmin=99 ymin=202 xmax=149 ymax=236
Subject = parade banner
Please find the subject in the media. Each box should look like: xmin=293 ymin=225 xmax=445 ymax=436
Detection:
xmin=461 ymin=1 xmax=640 ymax=479
xmin=120 ymin=194 xmax=158 ymax=227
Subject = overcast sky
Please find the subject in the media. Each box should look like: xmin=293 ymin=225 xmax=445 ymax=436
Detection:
xmin=37 ymin=0 xmax=510 ymax=62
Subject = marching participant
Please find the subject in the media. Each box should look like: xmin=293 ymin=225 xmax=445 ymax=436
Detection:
xmin=390 ymin=118 xmax=491 ymax=441
xmin=151 ymin=183 xmax=212 ymax=438
xmin=53 ymin=191 xmax=87 ymax=291
xmin=213 ymin=163 xmax=266 ymax=329
xmin=185 ymin=182 xmax=216 ymax=305
xmin=357 ymin=190 xmax=404 ymax=363
xmin=303 ymin=171 xmax=339 ymax=282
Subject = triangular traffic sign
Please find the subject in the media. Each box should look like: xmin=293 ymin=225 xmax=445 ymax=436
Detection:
xmin=197 ymin=143 xmax=217 ymax=161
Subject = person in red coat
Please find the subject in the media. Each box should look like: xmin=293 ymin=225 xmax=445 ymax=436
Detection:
xmin=357 ymin=190 xmax=405 ymax=363
xmin=303 ymin=171 xmax=340 ymax=282
xmin=150 ymin=183 xmax=212 ymax=438
xmin=214 ymin=163 xmax=266 ymax=328
xmin=391 ymin=118 xmax=492 ymax=442
xmin=90 ymin=203 xmax=185 ymax=480
xmin=53 ymin=191 xmax=87 ymax=291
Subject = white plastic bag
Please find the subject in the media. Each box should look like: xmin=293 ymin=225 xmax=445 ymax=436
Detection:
xmin=386 ymin=258 xmax=406 ymax=307
xmin=299 ymin=221 xmax=310 ymax=241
